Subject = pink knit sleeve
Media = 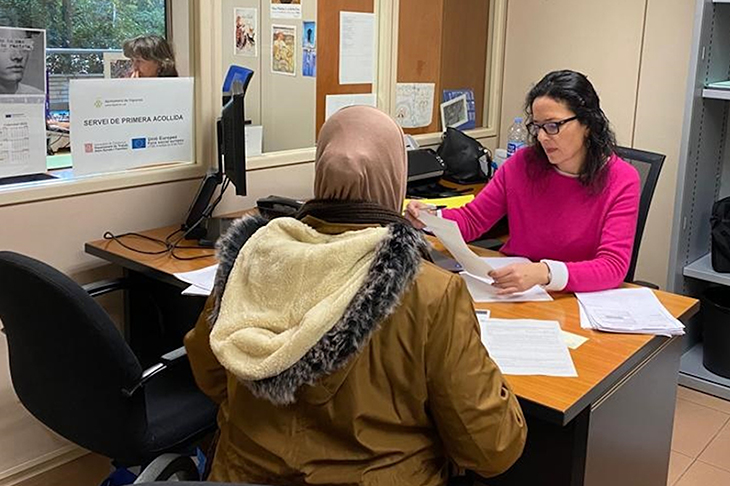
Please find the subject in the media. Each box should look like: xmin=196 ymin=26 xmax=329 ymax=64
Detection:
xmin=564 ymin=172 xmax=640 ymax=292
xmin=441 ymin=161 xmax=508 ymax=242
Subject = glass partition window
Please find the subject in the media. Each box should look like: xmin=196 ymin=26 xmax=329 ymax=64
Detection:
xmin=0 ymin=0 xmax=168 ymax=171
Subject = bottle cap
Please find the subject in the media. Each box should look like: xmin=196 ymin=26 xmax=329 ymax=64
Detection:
xmin=514 ymin=117 xmax=523 ymax=123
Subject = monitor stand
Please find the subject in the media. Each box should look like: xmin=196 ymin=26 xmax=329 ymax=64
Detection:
xmin=195 ymin=216 xmax=238 ymax=248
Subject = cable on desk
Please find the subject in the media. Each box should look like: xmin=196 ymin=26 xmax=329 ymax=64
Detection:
xmin=104 ymin=177 xmax=233 ymax=261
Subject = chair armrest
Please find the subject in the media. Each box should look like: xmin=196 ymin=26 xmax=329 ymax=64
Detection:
xmin=82 ymin=278 xmax=129 ymax=298
xmin=122 ymin=346 xmax=187 ymax=397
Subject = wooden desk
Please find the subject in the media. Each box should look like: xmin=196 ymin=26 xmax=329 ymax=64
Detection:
xmin=86 ymin=221 xmax=698 ymax=486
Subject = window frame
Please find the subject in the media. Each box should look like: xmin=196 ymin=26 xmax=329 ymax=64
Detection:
xmin=0 ymin=0 xmax=507 ymax=207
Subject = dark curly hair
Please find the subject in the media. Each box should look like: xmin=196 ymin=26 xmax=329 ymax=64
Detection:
xmin=524 ymin=70 xmax=616 ymax=191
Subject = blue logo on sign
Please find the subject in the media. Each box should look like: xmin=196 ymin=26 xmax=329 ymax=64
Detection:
xmin=131 ymin=137 xmax=147 ymax=149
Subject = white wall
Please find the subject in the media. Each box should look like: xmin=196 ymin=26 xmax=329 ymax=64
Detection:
xmin=500 ymin=0 xmax=695 ymax=288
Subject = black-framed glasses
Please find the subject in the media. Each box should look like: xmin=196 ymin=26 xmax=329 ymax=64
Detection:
xmin=526 ymin=116 xmax=578 ymax=136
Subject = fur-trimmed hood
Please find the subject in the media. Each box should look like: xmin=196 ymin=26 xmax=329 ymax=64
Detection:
xmin=208 ymin=215 xmax=428 ymax=405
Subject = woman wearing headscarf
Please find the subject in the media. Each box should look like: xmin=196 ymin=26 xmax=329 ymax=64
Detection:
xmin=185 ymin=106 xmax=526 ymax=485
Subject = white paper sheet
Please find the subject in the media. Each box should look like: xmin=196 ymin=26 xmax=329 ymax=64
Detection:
xmin=395 ymin=83 xmax=435 ymax=128
xmin=576 ymin=287 xmax=684 ymax=336
xmin=339 ymin=12 xmax=376 ymax=85
xmin=325 ymin=93 xmax=377 ymax=120
xmin=477 ymin=316 xmax=578 ymax=377
xmin=174 ymin=264 xmax=218 ymax=296
xmin=270 ymin=2 xmax=301 ymax=19
xmin=0 ymin=96 xmax=46 ymax=178
xmin=417 ymin=213 xmax=494 ymax=278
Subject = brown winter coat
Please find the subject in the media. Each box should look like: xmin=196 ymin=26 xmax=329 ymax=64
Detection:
xmin=185 ymin=216 xmax=526 ymax=485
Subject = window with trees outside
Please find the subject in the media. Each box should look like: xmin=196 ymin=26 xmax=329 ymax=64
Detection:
xmin=0 ymin=0 xmax=168 ymax=172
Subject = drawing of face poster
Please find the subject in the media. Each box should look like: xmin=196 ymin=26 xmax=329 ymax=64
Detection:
xmin=271 ymin=24 xmax=296 ymax=76
xmin=234 ymin=8 xmax=257 ymax=57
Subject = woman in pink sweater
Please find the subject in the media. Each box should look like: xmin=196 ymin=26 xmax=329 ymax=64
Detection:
xmin=406 ymin=70 xmax=640 ymax=294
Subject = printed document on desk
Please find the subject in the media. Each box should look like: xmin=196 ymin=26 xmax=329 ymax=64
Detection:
xmin=461 ymin=257 xmax=553 ymax=303
xmin=174 ymin=264 xmax=218 ymax=297
xmin=477 ymin=315 xmax=578 ymax=377
xmin=576 ymin=287 xmax=685 ymax=336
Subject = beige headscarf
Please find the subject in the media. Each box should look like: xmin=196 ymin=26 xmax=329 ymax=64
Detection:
xmin=314 ymin=106 xmax=407 ymax=213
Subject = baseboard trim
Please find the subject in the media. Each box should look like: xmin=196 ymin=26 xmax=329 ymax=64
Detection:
xmin=0 ymin=446 xmax=90 ymax=486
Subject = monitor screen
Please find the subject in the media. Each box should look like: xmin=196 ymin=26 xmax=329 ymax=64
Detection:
xmin=219 ymin=92 xmax=247 ymax=196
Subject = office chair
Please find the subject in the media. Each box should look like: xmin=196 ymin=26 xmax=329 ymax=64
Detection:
xmin=0 ymin=251 xmax=218 ymax=481
xmin=614 ymin=146 xmax=665 ymax=285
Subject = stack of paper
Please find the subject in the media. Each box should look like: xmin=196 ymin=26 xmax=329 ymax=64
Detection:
xmin=418 ymin=213 xmax=552 ymax=303
xmin=174 ymin=264 xmax=218 ymax=297
xmin=476 ymin=314 xmax=578 ymax=377
xmin=576 ymin=287 xmax=684 ymax=336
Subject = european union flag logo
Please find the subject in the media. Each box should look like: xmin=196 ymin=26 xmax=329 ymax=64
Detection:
xmin=131 ymin=137 xmax=147 ymax=149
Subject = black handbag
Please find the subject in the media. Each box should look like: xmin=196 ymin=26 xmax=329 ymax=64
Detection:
xmin=437 ymin=127 xmax=492 ymax=184
xmin=711 ymin=196 xmax=730 ymax=272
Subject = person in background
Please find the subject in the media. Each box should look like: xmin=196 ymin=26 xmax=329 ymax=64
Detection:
xmin=406 ymin=69 xmax=640 ymax=294
xmin=0 ymin=28 xmax=43 ymax=95
xmin=122 ymin=34 xmax=178 ymax=78
xmin=185 ymin=106 xmax=526 ymax=485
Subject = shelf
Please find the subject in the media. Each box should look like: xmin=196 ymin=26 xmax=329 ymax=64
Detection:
xmin=679 ymin=342 xmax=730 ymax=400
xmin=702 ymin=88 xmax=730 ymax=100
xmin=683 ymin=253 xmax=730 ymax=285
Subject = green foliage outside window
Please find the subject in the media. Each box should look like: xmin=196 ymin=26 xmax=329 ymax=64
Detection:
xmin=0 ymin=0 xmax=166 ymax=74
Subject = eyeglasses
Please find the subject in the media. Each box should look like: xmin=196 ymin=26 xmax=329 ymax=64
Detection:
xmin=526 ymin=116 xmax=578 ymax=136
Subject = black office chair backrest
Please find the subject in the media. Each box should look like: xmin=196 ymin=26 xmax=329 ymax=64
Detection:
xmin=0 ymin=251 xmax=147 ymax=459
xmin=614 ymin=147 xmax=665 ymax=283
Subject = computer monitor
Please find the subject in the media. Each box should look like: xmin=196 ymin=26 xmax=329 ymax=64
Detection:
xmin=219 ymin=91 xmax=246 ymax=196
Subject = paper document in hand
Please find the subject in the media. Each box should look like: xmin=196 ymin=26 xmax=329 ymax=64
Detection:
xmin=461 ymin=257 xmax=553 ymax=303
xmin=576 ymin=288 xmax=684 ymax=336
xmin=174 ymin=264 xmax=219 ymax=294
xmin=477 ymin=315 xmax=578 ymax=377
xmin=417 ymin=212 xmax=493 ymax=278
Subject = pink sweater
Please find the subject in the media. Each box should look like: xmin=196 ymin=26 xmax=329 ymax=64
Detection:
xmin=441 ymin=148 xmax=640 ymax=292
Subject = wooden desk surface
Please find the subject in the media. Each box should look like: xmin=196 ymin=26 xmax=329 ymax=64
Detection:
xmin=86 ymin=219 xmax=699 ymax=425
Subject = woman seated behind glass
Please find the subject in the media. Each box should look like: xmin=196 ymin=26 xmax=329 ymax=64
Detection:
xmin=185 ymin=106 xmax=526 ymax=485
xmin=122 ymin=34 xmax=178 ymax=78
xmin=407 ymin=69 xmax=640 ymax=294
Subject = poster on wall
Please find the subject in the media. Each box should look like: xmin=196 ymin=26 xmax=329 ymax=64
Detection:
xmin=271 ymin=0 xmax=301 ymax=19
xmin=0 ymin=26 xmax=46 ymax=96
xmin=339 ymin=12 xmax=376 ymax=85
xmin=70 ymin=78 xmax=194 ymax=176
xmin=234 ymin=7 xmax=257 ymax=57
xmin=0 ymin=97 xmax=47 ymax=178
xmin=395 ymin=83 xmax=435 ymax=128
xmin=302 ymin=21 xmax=316 ymax=77
xmin=271 ymin=25 xmax=296 ymax=76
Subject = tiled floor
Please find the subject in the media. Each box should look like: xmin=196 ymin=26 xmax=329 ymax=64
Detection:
xmin=669 ymin=386 xmax=730 ymax=485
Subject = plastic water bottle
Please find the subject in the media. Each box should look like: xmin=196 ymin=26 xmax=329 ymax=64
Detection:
xmin=506 ymin=117 xmax=527 ymax=157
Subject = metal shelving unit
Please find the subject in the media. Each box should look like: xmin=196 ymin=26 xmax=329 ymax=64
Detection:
xmin=668 ymin=0 xmax=730 ymax=400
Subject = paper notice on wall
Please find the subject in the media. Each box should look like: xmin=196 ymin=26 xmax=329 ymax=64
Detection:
xmin=395 ymin=83 xmax=435 ymax=128
xmin=270 ymin=0 xmax=301 ymax=19
xmin=339 ymin=12 xmax=376 ymax=85
xmin=0 ymin=96 xmax=46 ymax=179
xmin=325 ymin=93 xmax=376 ymax=120
xmin=70 ymin=78 xmax=194 ymax=176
